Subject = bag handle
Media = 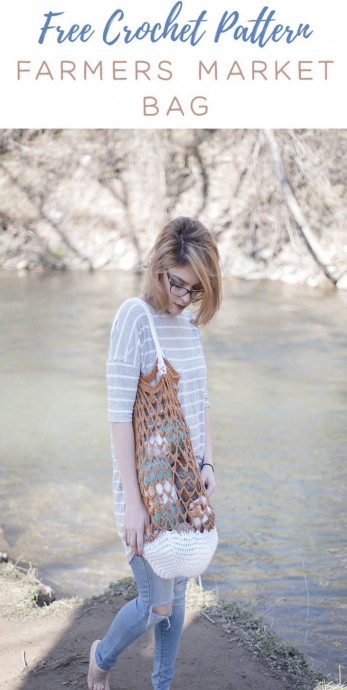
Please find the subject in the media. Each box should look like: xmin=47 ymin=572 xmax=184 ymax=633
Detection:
xmin=133 ymin=298 xmax=167 ymax=376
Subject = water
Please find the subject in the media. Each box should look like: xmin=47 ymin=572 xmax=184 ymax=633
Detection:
xmin=1 ymin=271 xmax=346 ymax=679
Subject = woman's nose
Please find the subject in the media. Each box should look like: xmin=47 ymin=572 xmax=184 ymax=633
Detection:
xmin=181 ymin=291 xmax=192 ymax=304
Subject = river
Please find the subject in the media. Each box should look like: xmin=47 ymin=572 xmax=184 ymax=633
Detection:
xmin=1 ymin=271 xmax=346 ymax=679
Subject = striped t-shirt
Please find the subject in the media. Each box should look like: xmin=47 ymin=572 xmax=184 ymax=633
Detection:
xmin=106 ymin=296 xmax=209 ymax=562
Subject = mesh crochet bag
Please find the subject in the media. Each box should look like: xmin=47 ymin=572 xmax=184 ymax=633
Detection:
xmin=132 ymin=299 xmax=218 ymax=578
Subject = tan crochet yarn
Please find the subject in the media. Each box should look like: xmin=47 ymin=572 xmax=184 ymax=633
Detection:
xmin=133 ymin=356 xmax=216 ymax=540
xmin=131 ymin=299 xmax=217 ymax=578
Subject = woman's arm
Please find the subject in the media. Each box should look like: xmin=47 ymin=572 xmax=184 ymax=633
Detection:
xmin=111 ymin=421 xmax=148 ymax=556
xmin=201 ymin=407 xmax=216 ymax=497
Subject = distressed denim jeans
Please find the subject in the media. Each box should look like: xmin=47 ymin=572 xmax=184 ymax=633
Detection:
xmin=95 ymin=555 xmax=188 ymax=690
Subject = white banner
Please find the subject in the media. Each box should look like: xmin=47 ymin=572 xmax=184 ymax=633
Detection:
xmin=0 ymin=1 xmax=345 ymax=127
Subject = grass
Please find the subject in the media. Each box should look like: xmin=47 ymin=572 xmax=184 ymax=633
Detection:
xmin=0 ymin=561 xmax=81 ymax=616
xmin=314 ymin=686 xmax=347 ymax=690
xmin=185 ymin=580 xmax=346 ymax=690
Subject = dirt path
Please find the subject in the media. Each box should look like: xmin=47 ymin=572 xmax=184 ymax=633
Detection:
xmin=0 ymin=564 xmax=312 ymax=690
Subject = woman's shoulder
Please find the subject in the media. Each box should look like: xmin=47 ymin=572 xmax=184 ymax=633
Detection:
xmin=114 ymin=298 xmax=201 ymax=338
xmin=112 ymin=297 xmax=149 ymax=332
xmin=116 ymin=295 xmax=145 ymax=315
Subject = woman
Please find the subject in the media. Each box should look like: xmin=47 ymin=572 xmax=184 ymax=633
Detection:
xmin=88 ymin=216 xmax=222 ymax=690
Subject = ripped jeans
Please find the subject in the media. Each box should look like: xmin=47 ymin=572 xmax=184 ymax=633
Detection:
xmin=95 ymin=555 xmax=188 ymax=690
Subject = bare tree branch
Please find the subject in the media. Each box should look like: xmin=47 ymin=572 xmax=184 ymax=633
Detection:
xmin=264 ymin=129 xmax=340 ymax=285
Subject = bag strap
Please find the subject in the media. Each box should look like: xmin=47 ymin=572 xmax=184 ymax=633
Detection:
xmin=133 ymin=298 xmax=167 ymax=376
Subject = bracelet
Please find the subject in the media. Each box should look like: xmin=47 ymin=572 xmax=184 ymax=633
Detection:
xmin=201 ymin=462 xmax=215 ymax=473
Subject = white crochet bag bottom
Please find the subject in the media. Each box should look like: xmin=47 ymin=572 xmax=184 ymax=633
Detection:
xmin=143 ymin=528 xmax=218 ymax=579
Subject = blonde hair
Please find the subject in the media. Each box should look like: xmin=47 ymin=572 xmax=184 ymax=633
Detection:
xmin=144 ymin=217 xmax=222 ymax=326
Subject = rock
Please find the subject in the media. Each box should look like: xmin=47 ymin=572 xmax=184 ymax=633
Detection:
xmin=336 ymin=272 xmax=347 ymax=290
xmin=0 ymin=526 xmax=10 ymax=555
xmin=16 ymin=259 xmax=28 ymax=270
xmin=306 ymin=273 xmax=326 ymax=288
xmin=34 ymin=583 xmax=56 ymax=607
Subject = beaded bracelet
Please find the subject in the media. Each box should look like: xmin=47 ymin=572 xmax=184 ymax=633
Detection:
xmin=201 ymin=462 xmax=215 ymax=473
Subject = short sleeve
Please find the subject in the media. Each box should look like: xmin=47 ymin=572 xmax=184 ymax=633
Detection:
xmin=106 ymin=299 xmax=146 ymax=423
xmin=196 ymin=325 xmax=210 ymax=408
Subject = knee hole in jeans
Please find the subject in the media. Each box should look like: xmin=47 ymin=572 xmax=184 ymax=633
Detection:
xmin=152 ymin=603 xmax=172 ymax=617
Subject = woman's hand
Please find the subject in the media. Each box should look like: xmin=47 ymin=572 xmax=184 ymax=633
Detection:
xmin=200 ymin=464 xmax=216 ymax=498
xmin=111 ymin=422 xmax=149 ymax=556
xmin=124 ymin=499 xmax=149 ymax=556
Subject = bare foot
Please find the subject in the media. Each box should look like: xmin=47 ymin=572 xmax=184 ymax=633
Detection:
xmin=87 ymin=640 xmax=110 ymax=690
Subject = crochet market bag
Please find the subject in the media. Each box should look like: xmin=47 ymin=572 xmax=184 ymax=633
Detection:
xmin=132 ymin=299 xmax=218 ymax=578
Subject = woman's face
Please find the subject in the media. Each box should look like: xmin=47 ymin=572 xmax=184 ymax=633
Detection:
xmin=160 ymin=264 xmax=201 ymax=317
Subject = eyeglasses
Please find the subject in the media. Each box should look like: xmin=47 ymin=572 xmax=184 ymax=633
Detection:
xmin=166 ymin=272 xmax=204 ymax=302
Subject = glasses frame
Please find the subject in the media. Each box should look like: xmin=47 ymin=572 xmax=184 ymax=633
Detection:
xmin=166 ymin=272 xmax=204 ymax=303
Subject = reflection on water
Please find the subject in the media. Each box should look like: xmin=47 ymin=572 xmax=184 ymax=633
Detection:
xmin=1 ymin=272 xmax=346 ymax=678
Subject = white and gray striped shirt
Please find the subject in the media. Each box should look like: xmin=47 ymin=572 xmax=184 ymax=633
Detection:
xmin=106 ymin=296 xmax=209 ymax=561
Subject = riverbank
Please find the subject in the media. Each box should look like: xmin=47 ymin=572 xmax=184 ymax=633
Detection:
xmin=0 ymin=560 xmax=339 ymax=690
xmin=1 ymin=130 xmax=346 ymax=290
